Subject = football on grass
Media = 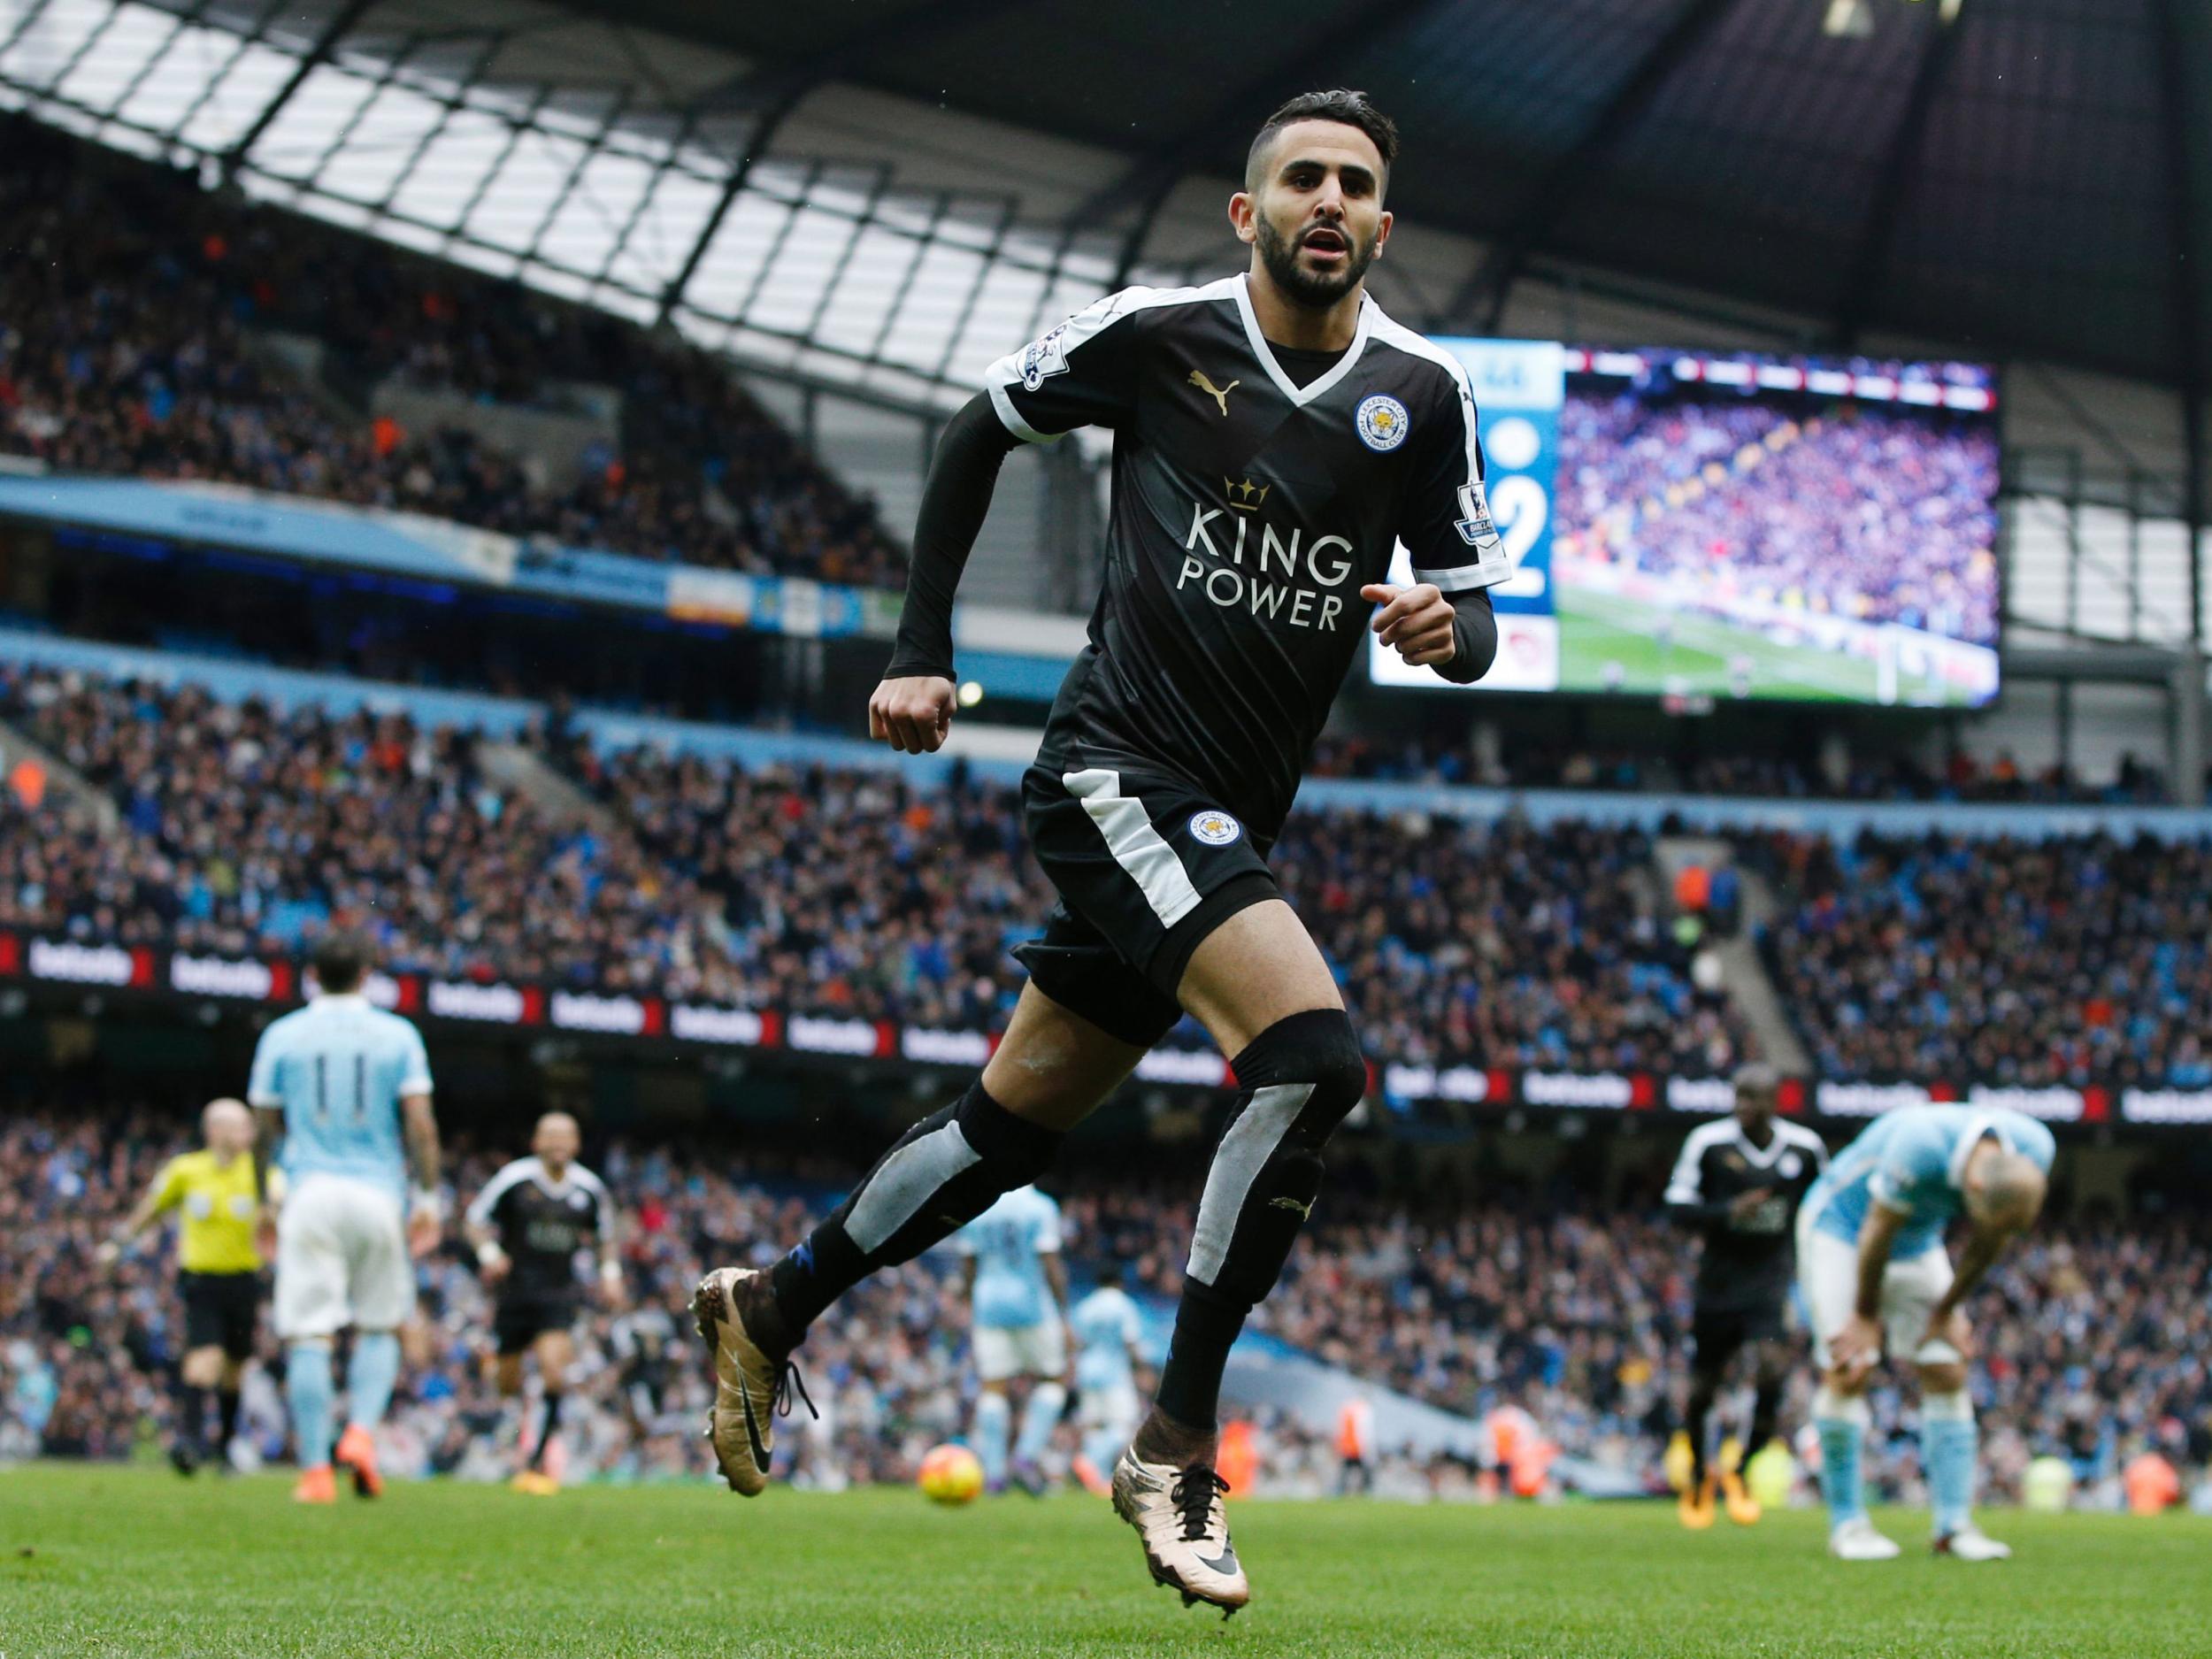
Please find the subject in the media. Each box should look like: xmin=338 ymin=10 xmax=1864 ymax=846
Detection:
xmin=918 ymin=1444 xmax=985 ymax=1506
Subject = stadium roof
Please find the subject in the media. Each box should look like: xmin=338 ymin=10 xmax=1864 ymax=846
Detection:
xmin=0 ymin=0 xmax=2205 ymax=423
xmin=603 ymin=0 xmax=2212 ymax=396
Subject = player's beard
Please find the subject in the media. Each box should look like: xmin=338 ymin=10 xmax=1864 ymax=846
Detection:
xmin=1254 ymin=212 xmax=1377 ymax=310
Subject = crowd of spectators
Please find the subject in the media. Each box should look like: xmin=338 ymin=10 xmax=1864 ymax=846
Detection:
xmin=0 ymin=116 xmax=902 ymax=588
xmin=6 ymin=1109 xmax=2206 ymax=1513
xmin=24 ymin=657 xmax=2212 ymax=1088
xmin=1748 ymin=828 xmax=2212 ymax=1087
xmin=0 ymin=666 xmax=741 ymax=997
xmin=1306 ymin=734 xmax=2171 ymax=807
xmin=1555 ymin=388 xmax=2001 ymax=647
xmin=3 ymin=661 xmax=1747 ymax=1071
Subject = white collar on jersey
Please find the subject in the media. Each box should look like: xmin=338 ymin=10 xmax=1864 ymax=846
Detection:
xmin=311 ymin=992 xmax=371 ymax=1006
xmin=1232 ymin=273 xmax=1375 ymax=407
xmin=1730 ymin=1121 xmax=1795 ymax=1169
xmin=1947 ymin=1111 xmax=2002 ymax=1188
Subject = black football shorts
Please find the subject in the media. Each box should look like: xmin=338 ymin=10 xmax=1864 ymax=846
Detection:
xmin=1013 ymin=763 xmax=1280 ymax=1049
xmin=1690 ymin=1300 xmax=1789 ymax=1366
xmin=180 ymin=1270 xmax=262 ymax=1361
xmin=495 ymin=1290 xmax=582 ymax=1357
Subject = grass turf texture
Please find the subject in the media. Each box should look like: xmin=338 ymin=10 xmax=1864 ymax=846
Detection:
xmin=5 ymin=1464 xmax=2207 ymax=1657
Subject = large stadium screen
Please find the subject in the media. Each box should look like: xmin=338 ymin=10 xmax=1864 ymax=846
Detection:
xmin=1370 ymin=342 xmax=2002 ymax=706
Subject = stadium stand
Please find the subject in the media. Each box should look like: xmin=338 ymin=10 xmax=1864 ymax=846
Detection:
xmin=1747 ymin=828 xmax=2212 ymax=1087
xmin=0 ymin=116 xmax=904 ymax=588
xmin=1306 ymin=734 xmax=2172 ymax=807
xmin=1 ymin=659 xmax=1749 ymax=1071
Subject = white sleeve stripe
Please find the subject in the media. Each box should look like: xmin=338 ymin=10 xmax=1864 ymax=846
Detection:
xmin=982 ymin=278 xmax=1240 ymax=442
xmin=987 ymin=380 xmax=1060 ymax=445
xmin=1666 ymin=1122 xmax=1730 ymax=1203
xmin=1371 ymin=312 xmax=1483 ymax=492
xmin=465 ymin=1158 xmax=535 ymax=1230
xmin=1417 ymin=558 xmax=1512 ymax=593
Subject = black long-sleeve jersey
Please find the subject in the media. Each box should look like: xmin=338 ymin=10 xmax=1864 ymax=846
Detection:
xmin=986 ymin=274 xmax=1512 ymax=837
xmin=1664 ymin=1118 xmax=1829 ymax=1313
xmin=465 ymin=1156 xmax=608 ymax=1302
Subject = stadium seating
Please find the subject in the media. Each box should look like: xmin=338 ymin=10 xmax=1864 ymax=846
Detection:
xmin=0 ymin=117 xmax=904 ymax=588
xmin=3 ymin=661 xmax=1749 ymax=1070
xmin=1747 ymin=828 xmax=2212 ymax=1086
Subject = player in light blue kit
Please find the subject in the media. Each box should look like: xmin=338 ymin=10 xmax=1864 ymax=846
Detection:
xmin=956 ymin=1184 xmax=1069 ymax=1494
xmin=1796 ymin=1104 xmax=2055 ymax=1563
xmin=1068 ymin=1263 xmax=1147 ymax=1496
xmin=248 ymin=933 xmax=442 ymax=1505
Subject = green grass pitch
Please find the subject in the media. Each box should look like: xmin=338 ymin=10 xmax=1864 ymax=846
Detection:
xmin=5 ymin=1466 xmax=2208 ymax=1657
xmin=1555 ymin=586 xmax=1983 ymax=707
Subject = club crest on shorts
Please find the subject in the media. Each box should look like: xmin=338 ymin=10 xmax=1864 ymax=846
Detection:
xmin=1355 ymin=393 xmax=1410 ymax=452
xmin=1188 ymin=809 xmax=1242 ymax=847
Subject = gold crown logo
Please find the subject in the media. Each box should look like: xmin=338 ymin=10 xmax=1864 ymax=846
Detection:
xmin=1225 ymin=476 xmax=1270 ymax=511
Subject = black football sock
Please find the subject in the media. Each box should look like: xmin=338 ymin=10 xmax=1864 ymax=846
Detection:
xmin=217 ymin=1387 xmax=242 ymax=1454
xmin=768 ymin=1079 xmax=1062 ymax=1339
xmin=1684 ymin=1372 xmax=1720 ymax=1486
xmin=1747 ymin=1376 xmax=1785 ymax=1461
xmin=531 ymin=1393 xmax=564 ymax=1471
xmin=1153 ymin=1010 xmax=1366 ymax=1435
xmin=176 ymin=1382 xmax=209 ymax=1455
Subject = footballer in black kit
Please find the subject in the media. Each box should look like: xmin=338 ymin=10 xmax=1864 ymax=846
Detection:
xmin=691 ymin=88 xmax=1506 ymax=1615
xmin=992 ymin=270 xmax=1509 ymax=1035
xmin=465 ymin=1111 xmax=620 ymax=1492
xmin=1663 ymin=1064 xmax=1827 ymax=1526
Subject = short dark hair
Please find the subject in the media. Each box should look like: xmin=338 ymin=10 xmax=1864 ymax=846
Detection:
xmin=1094 ymin=1262 xmax=1125 ymax=1290
xmin=1733 ymin=1062 xmax=1781 ymax=1098
xmin=1247 ymin=89 xmax=1399 ymax=191
xmin=311 ymin=929 xmax=372 ymax=994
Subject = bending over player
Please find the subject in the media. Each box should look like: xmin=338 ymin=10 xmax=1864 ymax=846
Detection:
xmin=465 ymin=1111 xmax=620 ymax=1494
xmin=250 ymin=933 xmax=442 ymax=1504
xmin=1798 ymin=1104 xmax=2054 ymax=1561
xmin=1663 ymin=1064 xmax=1826 ymax=1526
xmin=688 ymin=86 xmax=1504 ymax=1614
xmin=101 ymin=1098 xmax=274 ymax=1474
xmin=1068 ymin=1263 xmax=1147 ymax=1496
xmin=956 ymin=1184 xmax=1069 ymax=1494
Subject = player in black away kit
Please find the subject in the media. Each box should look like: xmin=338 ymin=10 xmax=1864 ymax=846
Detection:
xmin=690 ymin=88 xmax=1506 ymax=1613
xmin=465 ymin=1112 xmax=620 ymax=1494
xmin=1664 ymin=1065 xmax=1827 ymax=1528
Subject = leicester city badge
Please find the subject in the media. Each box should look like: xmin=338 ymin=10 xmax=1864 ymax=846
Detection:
xmin=1188 ymin=809 xmax=1242 ymax=847
xmin=1355 ymin=393 xmax=1410 ymax=452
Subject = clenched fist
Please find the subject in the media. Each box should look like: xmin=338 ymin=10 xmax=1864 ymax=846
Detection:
xmin=869 ymin=675 xmax=957 ymax=754
xmin=1361 ymin=582 xmax=1455 ymax=668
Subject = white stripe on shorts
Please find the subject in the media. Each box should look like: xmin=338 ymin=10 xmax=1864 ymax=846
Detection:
xmin=1062 ymin=768 xmax=1202 ymax=928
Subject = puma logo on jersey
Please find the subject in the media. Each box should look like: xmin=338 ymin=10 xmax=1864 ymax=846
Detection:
xmin=1188 ymin=370 xmax=1240 ymax=416
xmin=1269 ymin=1195 xmax=1313 ymax=1218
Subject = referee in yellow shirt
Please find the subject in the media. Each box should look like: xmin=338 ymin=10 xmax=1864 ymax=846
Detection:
xmin=102 ymin=1098 xmax=275 ymax=1472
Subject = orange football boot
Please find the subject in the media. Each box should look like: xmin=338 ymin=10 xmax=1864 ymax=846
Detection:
xmin=334 ymin=1425 xmax=383 ymax=1498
